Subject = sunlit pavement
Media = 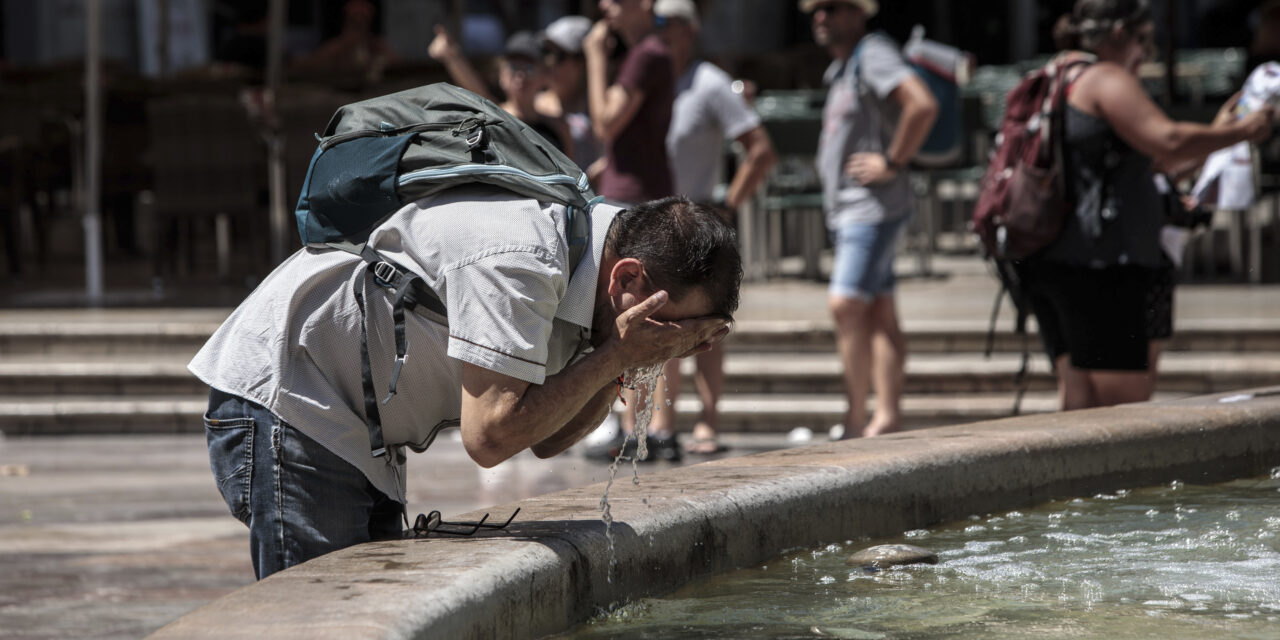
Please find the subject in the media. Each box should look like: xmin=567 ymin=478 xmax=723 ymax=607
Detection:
xmin=0 ymin=430 xmax=802 ymax=640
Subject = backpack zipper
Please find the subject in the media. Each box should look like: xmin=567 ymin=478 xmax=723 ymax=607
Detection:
xmin=398 ymin=163 xmax=591 ymax=193
xmin=319 ymin=120 xmax=482 ymax=151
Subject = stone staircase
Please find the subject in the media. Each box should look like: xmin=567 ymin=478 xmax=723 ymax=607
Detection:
xmin=3 ymin=311 xmax=1280 ymax=436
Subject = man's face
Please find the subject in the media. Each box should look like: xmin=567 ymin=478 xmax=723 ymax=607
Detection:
xmin=648 ymin=286 xmax=715 ymax=323
xmin=498 ymin=56 xmax=547 ymax=98
xmin=657 ymin=18 xmax=695 ymax=55
xmin=600 ymin=0 xmax=649 ymax=33
xmin=591 ymin=260 xmax=718 ymax=347
xmin=810 ymin=2 xmax=865 ymax=49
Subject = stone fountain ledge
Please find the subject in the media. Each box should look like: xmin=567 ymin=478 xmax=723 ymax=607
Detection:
xmin=150 ymin=388 xmax=1280 ymax=640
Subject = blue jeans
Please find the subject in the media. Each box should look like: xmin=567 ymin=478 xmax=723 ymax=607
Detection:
xmin=204 ymin=389 xmax=403 ymax=579
xmin=829 ymin=215 xmax=910 ymax=300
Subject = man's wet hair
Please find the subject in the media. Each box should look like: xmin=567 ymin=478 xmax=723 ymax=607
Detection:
xmin=604 ymin=196 xmax=743 ymax=319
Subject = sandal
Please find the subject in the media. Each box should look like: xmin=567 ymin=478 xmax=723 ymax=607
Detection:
xmin=684 ymin=435 xmax=728 ymax=454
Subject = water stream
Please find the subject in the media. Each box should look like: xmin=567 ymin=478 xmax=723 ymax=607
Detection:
xmin=598 ymin=364 xmax=666 ymax=583
xmin=567 ymin=469 xmax=1280 ymax=638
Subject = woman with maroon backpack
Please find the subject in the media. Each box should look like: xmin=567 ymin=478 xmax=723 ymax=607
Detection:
xmin=1026 ymin=0 xmax=1273 ymax=411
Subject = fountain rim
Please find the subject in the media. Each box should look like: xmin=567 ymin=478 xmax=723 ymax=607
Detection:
xmin=149 ymin=387 xmax=1280 ymax=640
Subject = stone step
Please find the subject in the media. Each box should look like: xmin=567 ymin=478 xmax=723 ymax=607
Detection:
xmin=668 ymin=391 xmax=1097 ymax=432
xmin=0 ymin=396 xmax=208 ymax=435
xmin=5 ymin=318 xmax=1280 ymax=357
xmin=0 ymin=322 xmax=214 ymax=358
xmin=0 ymin=391 xmax=1189 ymax=436
xmin=728 ymin=320 xmax=1280 ymax=354
xmin=706 ymin=351 xmax=1280 ymax=395
xmin=4 ymin=351 xmax=1274 ymax=397
xmin=0 ymin=360 xmax=206 ymax=396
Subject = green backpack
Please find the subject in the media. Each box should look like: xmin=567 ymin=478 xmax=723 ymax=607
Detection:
xmin=294 ymin=83 xmax=600 ymax=458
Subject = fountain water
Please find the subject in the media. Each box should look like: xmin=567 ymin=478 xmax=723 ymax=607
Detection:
xmin=565 ymin=469 xmax=1280 ymax=638
xmin=598 ymin=363 xmax=666 ymax=582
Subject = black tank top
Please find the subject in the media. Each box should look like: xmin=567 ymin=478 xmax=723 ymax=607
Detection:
xmin=1040 ymin=104 xmax=1163 ymax=268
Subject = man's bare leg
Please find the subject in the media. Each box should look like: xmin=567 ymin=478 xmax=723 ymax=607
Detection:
xmin=686 ymin=343 xmax=725 ymax=453
xmin=864 ymin=294 xmax=905 ymax=437
xmin=830 ymin=294 xmax=874 ymax=439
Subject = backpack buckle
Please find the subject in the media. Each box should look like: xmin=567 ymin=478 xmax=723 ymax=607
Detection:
xmin=454 ymin=118 xmax=488 ymax=149
xmin=465 ymin=126 xmax=487 ymax=149
xmin=373 ymin=261 xmax=401 ymax=287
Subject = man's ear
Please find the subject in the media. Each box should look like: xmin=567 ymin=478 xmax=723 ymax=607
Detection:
xmin=606 ymin=257 xmax=647 ymax=299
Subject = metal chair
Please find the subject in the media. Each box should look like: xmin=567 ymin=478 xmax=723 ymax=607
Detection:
xmin=146 ymin=91 xmax=267 ymax=285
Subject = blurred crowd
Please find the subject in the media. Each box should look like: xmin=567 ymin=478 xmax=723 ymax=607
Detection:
xmin=5 ymin=0 xmax=1280 ymax=446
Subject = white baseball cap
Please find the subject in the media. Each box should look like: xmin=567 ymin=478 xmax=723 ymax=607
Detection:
xmin=544 ymin=15 xmax=592 ymax=53
xmin=654 ymin=0 xmax=700 ymax=29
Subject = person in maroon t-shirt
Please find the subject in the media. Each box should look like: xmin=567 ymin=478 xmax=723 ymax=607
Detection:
xmin=584 ymin=0 xmax=676 ymax=204
xmin=583 ymin=0 xmax=681 ymax=461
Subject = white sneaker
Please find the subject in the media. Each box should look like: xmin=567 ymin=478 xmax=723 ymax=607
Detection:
xmin=583 ymin=412 xmax=621 ymax=447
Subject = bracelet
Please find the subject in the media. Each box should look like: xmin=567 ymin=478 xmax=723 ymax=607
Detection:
xmin=616 ymin=374 xmax=634 ymax=406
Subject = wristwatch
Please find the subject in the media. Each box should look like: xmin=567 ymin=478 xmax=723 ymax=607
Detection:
xmin=883 ymin=153 xmax=907 ymax=173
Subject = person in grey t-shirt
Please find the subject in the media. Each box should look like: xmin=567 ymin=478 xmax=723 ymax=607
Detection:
xmin=804 ymin=0 xmax=937 ymax=439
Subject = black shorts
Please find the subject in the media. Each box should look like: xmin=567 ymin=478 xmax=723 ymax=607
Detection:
xmin=1145 ymin=257 xmax=1176 ymax=341
xmin=1025 ymin=262 xmax=1155 ymax=371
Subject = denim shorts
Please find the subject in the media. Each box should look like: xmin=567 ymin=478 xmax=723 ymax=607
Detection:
xmin=829 ymin=215 xmax=910 ymax=300
xmin=204 ymin=389 xmax=403 ymax=579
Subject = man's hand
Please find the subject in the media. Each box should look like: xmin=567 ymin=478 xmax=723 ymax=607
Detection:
xmin=844 ymin=152 xmax=897 ymax=186
xmin=428 ymin=25 xmax=461 ymax=62
xmin=583 ymin=19 xmax=612 ymax=59
xmin=607 ymin=291 xmax=732 ymax=369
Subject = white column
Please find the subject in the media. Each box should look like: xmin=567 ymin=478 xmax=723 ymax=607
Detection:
xmin=267 ymin=0 xmax=288 ymax=265
xmin=83 ymin=0 xmax=104 ymax=304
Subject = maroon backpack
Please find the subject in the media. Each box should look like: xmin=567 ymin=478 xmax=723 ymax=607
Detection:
xmin=972 ymin=53 xmax=1095 ymax=260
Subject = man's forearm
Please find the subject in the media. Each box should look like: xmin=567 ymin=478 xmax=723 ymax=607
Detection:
xmin=529 ymin=380 xmax=617 ymax=458
xmin=586 ymin=53 xmax=613 ymax=140
xmin=440 ymin=53 xmax=496 ymax=103
xmin=725 ymin=128 xmax=777 ymax=210
xmin=884 ymin=99 xmax=938 ymax=169
xmin=462 ymin=343 xmax=626 ymax=467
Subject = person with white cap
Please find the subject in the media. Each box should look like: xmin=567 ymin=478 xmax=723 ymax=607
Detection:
xmin=646 ymin=0 xmax=777 ymax=455
xmin=803 ymin=0 xmax=938 ymax=439
xmin=537 ymin=15 xmax=603 ymax=171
